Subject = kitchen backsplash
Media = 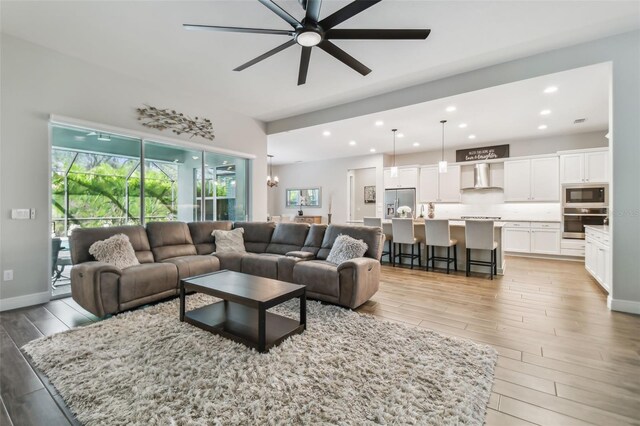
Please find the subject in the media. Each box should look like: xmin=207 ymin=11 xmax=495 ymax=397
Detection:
xmin=423 ymin=201 xmax=561 ymax=221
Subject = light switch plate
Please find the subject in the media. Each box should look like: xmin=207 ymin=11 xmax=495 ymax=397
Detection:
xmin=3 ymin=270 xmax=13 ymax=281
xmin=30 ymin=208 xmax=36 ymax=219
xmin=11 ymin=209 xmax=30 ymax=219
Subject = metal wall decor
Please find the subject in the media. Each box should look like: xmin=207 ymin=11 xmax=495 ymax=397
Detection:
xmin=136 ymin=105 xmax=215 ymax=141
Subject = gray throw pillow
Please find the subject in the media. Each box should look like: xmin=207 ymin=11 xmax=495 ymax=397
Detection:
xmin=326 ymin=234 xmax=368 ymax=265
xmin=212 ymin=228 xmax=246 ymax=253
xmin=89 ymin=234 xmax=139 ymax=270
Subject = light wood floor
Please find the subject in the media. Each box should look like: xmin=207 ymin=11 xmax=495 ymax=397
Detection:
xmin=1 ymin=256 xmax=638 ymax=425
xmin=357 ymin=256 xmax=640 ymax=425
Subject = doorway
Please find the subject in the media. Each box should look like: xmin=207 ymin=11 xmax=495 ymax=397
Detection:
xmin=347 ymin=167 xmax=377 ymax=222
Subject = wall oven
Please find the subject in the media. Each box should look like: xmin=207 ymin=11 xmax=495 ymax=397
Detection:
xmin=562 ymin=184 xmax=608 ymax=239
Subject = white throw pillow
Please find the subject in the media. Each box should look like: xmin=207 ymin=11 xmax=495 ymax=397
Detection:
xmin=212 ymin=228 xmax=246 ymax=253
xmin=89 ymin=234 xmax=140 ymax=270
xmin=326 ymin=234 xmax=368 ymax=265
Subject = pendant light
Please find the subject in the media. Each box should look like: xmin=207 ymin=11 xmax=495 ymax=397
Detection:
xmin=390 ymin=129 xmax=398 ymax=178
xmin=439 ymin=120 xmax=448 ymax=173
xmin=267 ymin=155 xmax=279 ymax=188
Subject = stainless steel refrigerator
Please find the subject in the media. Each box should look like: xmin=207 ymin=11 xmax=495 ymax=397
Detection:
xmin=384 ymin=188 xmax=416 ymax=219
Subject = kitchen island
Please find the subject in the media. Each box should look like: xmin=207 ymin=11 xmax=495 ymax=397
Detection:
xmin=348 ymin=219 xmax=506 ymax=275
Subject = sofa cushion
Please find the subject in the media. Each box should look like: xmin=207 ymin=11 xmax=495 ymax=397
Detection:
xmin=292 ymin=260 xmax=340 ymax=298
xmin=188 ymin=221 xmax=233 ymax=254
xmin=146 ymin=222 xmax=197 ymax=262
xmin=213 ymin=228 xmax=246 ymax=253
xmin=316 ymin=225 xmax=382 ymax=261
xmin=88 ymin=234 xmax=140 ymax=270
xmin=71 ymin=225 xmax=154 ymax=264
xmin=301 ymin=224 xmax=327 ymax=255
xmin=265 ymin=223 xmax=310 ymax=255
xmin=241 ymin=253 xmax=281 ymax=280
xmin=233 ymin=222 xmax=275 ymax=253
xmin=118 ymin=263 xmax=178 ymax=304
xmin=212 ymin=252 xmax=245 ymax=272
xmin=326 ymin=234 xmax=368 ymax=265
xmin=162 ymin=255 xmax=221 ymax=279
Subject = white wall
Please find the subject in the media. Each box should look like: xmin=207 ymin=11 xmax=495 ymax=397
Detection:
xmin=391 ymin=130 xmax=607 ymax=166
xmin=267 ymin=155 xmax=384 ymax=224
xmin=352 ymin=167 xmax=377 ymax=220
xmin=0 ymin=35 xmax=268 ymax=307
xmin=267 ymin=31 xmax=640 ymax=313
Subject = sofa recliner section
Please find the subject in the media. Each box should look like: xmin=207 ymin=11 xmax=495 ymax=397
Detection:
xmin=70 ymin=220 xmax=382 ymax=317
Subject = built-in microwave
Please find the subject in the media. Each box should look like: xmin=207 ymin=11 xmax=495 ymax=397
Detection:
xmin=562 ymin=185 xmax=608 ymax=207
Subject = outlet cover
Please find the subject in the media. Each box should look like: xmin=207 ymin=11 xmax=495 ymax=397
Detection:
xmin=3 ymin=270 xmax=13 ymax=281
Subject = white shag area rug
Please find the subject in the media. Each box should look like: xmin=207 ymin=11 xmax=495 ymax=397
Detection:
xmin=23 ymin=295 xmax=497 ymax=425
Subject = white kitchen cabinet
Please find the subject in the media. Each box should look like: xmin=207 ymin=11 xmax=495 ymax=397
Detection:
xmin=530 ymin=157 xmax=560 ymax=201
xmin=504 ymin=157 xmax=559 ymax=202
xmin=530 ymin=229 xmax=561 ymax=254
xmin=418 ymin=165 xmax=461 ymax=202
xmin=560 ymin=150 xmax=608 ymax=184
xmin=385 ymin=167 xmax=418 ymax=189
xmin=504 ymin=159 xmax=531 ymax=201
xmin=503 ymin=227 xmax=531 ymax=252
xmin=585 ymin=226 xmax=611 ymax=292
xmin=438 ymin=165 xmax=461 ymax=202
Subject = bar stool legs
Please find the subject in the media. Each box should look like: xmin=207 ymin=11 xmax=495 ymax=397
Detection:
xmin=466 ymin=247 xmax=498 ymax=279
xmin=427 ymin=245 xmax=457 ymax=274
xmin=393 ymin=242 xmax=421 ymax=269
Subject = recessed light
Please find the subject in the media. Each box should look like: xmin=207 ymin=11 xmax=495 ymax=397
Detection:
xmin=446 ymin=106 xmax=456 ymax=112
xmin=73 ymin=136 xmax=86 ymax=141
xmin=370 ymin=148 xmax=376 ymax=153
xmin=223 ymin=160 xmax=228 ymax=165
xmin=192 ymin=156 xmax=199 ymax=160
xmin=375 ymin=120 xmax=384 ymax=126
xmin=86 ymin=132 xmax=97 ymax=136
xmin=458 ymin=123 xmax=467 ymax=128
xmin=397 ymin=133 xmax=404 ymax=138
xmin=412 ymin=142 xmax=420 ymax=147
xmin=538 ymin=125 xmax=548 ymax=130
xmin=468 ymin=134 xmax=476 ymax=139
xmin=349 ymin=140 xmax=356 ymax=146
xmin=540 ymin=109 xmax=551 ymax=115
xmin=322 ymin=130 xmax=331 ymax=136
xmin=543 ymin=86 xmax=558 ymax=94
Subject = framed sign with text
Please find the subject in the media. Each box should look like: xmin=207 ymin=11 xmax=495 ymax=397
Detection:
xmin=456 ymin=144 xmax=509 ymax=162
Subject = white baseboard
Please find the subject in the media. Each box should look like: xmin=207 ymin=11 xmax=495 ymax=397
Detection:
xmin=0 ymin=291 xmax=51 ymax=312
xmin=607 ymin=296 xmax=640 ymax=315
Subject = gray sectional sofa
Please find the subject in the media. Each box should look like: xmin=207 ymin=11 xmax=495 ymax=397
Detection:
xmin=70 ymin=221 xmax=383 ymax=317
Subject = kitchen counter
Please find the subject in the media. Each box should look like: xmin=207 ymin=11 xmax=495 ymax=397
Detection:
xmin=584 ymin=225 xmax=610 ymax=233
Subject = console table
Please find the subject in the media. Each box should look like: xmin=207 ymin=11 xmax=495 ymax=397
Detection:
xmin=294 ymin=215 xmax=322 ymax=224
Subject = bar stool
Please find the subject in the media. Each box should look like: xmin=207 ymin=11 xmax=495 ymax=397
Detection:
xmin=465 ymin=220 xmax=498 ymax=280
xmin=363 ymin=217 xmax=391 ymax=264
xmin=391 ymin=218 xmax=422 ymax=269
xmin=424 ymin=219 xmax=458 ymax=274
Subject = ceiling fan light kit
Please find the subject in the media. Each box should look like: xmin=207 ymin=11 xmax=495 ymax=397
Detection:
xmin=184 ymin=0 xmax=430 ymax=85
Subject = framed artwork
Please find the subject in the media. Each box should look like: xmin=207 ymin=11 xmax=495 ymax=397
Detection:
xmin=364 ymin=185 xmax=376 ymax=204
xmin=286 ymin=188 xmax=321 ymax=208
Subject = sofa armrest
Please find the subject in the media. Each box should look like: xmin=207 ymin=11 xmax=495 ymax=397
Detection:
xmin=285 ymin=251 xmax=316 ymax=260
xmin=70 ymin=262 xmax=122 ymax=318
xmin=337 ymin=257 xmax=380 ymax=308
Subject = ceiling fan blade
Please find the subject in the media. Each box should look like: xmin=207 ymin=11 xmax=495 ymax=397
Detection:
xmin=305 ymin=0 xmax=322 ymax=22
xmin=233 ymin=39 xmax=296 ymax=71
xmin=258 ymin=0 xmax=301 ymax=28
xmin=183 ymin=24 xmax=294 ymax=36
xmin=319 ymin=0 xmax=382 ymax=30
xmin=298 ymin=47 xmax=312 ymax=85
xmin=327 ymin=29 xmax=431 ymax=40
xmin=318 ymin=40 xmax=371 ymax=76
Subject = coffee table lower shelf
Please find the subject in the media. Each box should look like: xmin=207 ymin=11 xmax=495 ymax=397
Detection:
xmin=184 ymin=301 xmax=304 ymax=352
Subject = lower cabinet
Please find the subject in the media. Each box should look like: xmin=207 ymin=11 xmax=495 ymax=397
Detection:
xmin=585 ymin=228 xmax=610 ymax=292
xmin=503 ymin=222 xmax=560 ymax=255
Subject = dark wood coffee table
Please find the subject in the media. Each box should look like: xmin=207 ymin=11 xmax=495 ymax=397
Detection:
xmin=179 ymin=270 xmax=306 ymax=353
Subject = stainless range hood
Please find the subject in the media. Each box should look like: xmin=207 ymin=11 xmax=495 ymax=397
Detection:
xmin=461 ymin=163 xmax=503 ymax=191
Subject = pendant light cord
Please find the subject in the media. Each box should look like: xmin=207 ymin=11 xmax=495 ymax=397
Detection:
xmin=392 ymin=129 xmax=397 ymax=167
xmin=440 ymin=120 xmax=447 ymax=162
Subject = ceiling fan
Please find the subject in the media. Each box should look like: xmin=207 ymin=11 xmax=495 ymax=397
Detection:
xmin=183 ymin=0 xmax=431 ymax=85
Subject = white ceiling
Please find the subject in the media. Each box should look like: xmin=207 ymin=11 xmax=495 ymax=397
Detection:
xmin=267 ymin=63 xmax=610 ymax=164
xmin=1 ymin=1 xmax=638 ymax=122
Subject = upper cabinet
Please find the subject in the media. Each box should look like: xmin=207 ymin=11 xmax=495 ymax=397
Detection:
xmin=419 ymin=165 xmax=461 ymax=203
xmin=384 ymin=167 xmax=418 ymax=189
xmin=560 ymin=150 xmax=608 ymax=184
xmin=504 ymin=156 xmax=559 ymax=202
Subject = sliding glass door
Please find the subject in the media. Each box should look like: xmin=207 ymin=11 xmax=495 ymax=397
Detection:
xmin=50 ymin=123 xmax=251 ymax=297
